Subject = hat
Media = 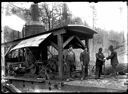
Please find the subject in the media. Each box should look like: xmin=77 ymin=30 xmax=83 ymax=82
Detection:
xmin=99 ymin=48 xmax=102 ymax=50
xmin=109 ymin=45 xmax=113 ymax=50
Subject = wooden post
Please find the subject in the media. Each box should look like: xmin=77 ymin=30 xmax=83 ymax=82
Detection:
xmin=57 ymin=34 xmax=63 ymax=80
xmin=53 ymin=29 xmax=66 ymax=80
xmin=85 ymin=39 xmax=89 ymax=52
xmin=1 ymin=31 xmax=5 ymax=77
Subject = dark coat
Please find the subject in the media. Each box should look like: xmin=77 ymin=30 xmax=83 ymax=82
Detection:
xmin=80 ymin=51 xmax=90 ymax=66
xmin=96 ymin=52 xmax=105 ymax=66
xmin=107 ymin=51 xmax=119 ymax=66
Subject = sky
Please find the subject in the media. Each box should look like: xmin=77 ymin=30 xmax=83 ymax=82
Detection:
xmin=67 ymin=2 xmax=127 ymax=33
xmin=1 ymin=2 xmax=127 ymax=33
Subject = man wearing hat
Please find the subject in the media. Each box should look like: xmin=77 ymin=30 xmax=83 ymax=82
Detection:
xmin=80 ymin=47 xmax=90 ymax=80
xmin=106 ymin=45 xmax=119 ymax=78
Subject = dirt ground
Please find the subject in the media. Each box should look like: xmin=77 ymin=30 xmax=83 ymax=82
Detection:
xmin=63 ymin=75 xmax=127 ymax=92
xmin=23 ymin=75 xmax=127 ymax=93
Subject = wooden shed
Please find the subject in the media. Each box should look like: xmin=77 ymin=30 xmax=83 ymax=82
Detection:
xmin=3 ymin=24 xmax=97 ymax=80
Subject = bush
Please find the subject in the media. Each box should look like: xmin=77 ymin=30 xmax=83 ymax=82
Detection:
xmin=103 ymin=63 xmax=128 ymax=75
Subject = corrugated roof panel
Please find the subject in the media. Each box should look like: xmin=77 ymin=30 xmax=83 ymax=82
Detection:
xmin=10 ymin=33 xmax=51 ymax=51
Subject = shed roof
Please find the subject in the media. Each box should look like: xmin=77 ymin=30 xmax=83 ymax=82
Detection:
xmin=49 ymin=24 xmax=97 ymax=39
xmin=1 ymin=24 xmax=97 ymax=46
xmin=55 ymin=24 xmax=97 ymax=34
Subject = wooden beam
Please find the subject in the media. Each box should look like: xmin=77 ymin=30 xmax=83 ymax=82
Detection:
xmin=51 ymin=42 xmax=59 ymax=51
xmin=85 ymin=39 xmax=89 ymax=52
xmin=75 ymin=36 xmax=85 ymax=49
xmin=63 ymin=36 xmax=75 ymax=48
xmin=48 ymin=48 xmax=54 ymax=56
xmin=53 ymin=29 xmax=66 ymax=36
xmin=5 ymin=45 xmax=13 ymax=56
xmin=57 ymin=34 xmax=63 ymax=80
xmin=1 ymin=32 xmax=5 ymax=77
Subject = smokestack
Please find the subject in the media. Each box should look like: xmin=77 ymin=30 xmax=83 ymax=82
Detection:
xmin=23 ymin=3 xmax=45 ymax=37
xmin=31 ymin=4 xmax=39 ymax=21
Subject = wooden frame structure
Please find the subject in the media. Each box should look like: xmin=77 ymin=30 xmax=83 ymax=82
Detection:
xmin=2 ymin=24 xmax=97 ymax=80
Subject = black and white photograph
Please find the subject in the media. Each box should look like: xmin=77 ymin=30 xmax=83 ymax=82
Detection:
xmin=1 ymin=2 xmax=128 ymax=93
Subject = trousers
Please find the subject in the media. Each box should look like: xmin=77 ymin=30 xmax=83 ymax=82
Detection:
xmin=82 ymin=65 xmax=88 ymax=79
xmin=67 ymin=60 xmax=75 ymax=78
xmin=96 ymin=64 xmax=103 ymax=78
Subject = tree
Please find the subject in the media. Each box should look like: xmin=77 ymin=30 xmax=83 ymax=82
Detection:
xmin=83 ymin=20 xmax=89 ymax=27
xmin=2 ymin=3 xmax=23 ymax=42
xmin=61 ymin=3 xmax=72 ymax=26
xmin=39 ymin=2 xmax=64 ymax=30
xmin=6 ymin=2 xmax=31 ymax=22
xmin=39 ymin=2 xmax=75 ymax=30
xmin=70 ymin=17 xmax=84 ymax=25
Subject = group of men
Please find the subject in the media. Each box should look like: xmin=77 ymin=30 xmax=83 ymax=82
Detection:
xmin=14 ymin=44 xmax=119 ymax=80
xmin=65 ymin=45 xmax=119 ymax=80
xmin=95 ymin=45 xmax=119 ymax=79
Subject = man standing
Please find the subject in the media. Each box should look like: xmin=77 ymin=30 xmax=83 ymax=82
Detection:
xmin=80 ymin=47 xmax=90 ymax=80
xmin=65 ymin=45 xmax=76 ymax=80
xmin=95 ymin=48 xmax=105 ymax=79
xmin=106 ymin=45 xmax=119 ymax=78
